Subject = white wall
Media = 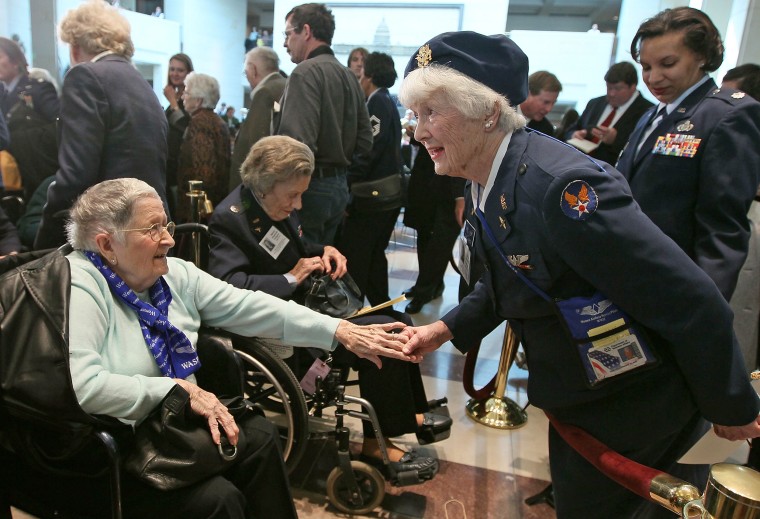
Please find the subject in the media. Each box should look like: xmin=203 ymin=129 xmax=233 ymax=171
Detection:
xmin=510 ymin=30 xmax=615 ymax=114
xmin=272 ymin=0 xmax=510 ymax=96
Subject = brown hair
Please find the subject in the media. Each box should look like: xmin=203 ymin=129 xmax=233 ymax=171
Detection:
xmin=631 ymin=7 xmax=723 ymax=72
xmin=0 ymin=37 xmax=28 ymax=77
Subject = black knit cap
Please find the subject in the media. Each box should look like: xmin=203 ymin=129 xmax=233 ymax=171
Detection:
xmin=404 ymin=31 xmax=529 ymax=106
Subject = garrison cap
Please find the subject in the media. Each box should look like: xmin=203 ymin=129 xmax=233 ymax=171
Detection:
xmin=404 ymin=31 xmax=529 ymax=106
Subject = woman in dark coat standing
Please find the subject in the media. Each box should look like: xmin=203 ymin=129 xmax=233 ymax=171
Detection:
xmin=163 ymin=53 xmax=194 ymax=216
xmin=337 ymin=52 xmax=403 ymax=306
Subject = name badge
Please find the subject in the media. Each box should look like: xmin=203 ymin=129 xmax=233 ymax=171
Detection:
xmin=554 ymin=292 xmax=658 ymax=387
xmin=260 ymin=226 xmax=289 ymax=259
xmin=652 ymin=133 xmax=702 ymax=158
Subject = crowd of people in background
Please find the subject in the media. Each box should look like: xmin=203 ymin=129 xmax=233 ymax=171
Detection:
xmin=2 ymin=1 xmax=760 ymax=517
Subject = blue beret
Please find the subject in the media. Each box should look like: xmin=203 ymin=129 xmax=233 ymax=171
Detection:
xmin=404 ymin=31 xmax=529 ymax=106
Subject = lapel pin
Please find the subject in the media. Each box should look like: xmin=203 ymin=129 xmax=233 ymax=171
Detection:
xmin=499 ymin=216 xmax=507 ymax=229
xmin=732 ymin=92 xmax=746 ymax=99
xmin=500 ymin=193 xmax=507 ymax=210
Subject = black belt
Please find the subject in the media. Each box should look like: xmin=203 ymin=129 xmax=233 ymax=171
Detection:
xmin=312 ymin=165 xmax=346 ymax=178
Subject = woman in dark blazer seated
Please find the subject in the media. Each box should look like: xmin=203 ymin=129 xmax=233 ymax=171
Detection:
xmin=208 ymin=136 xmax=450 ymax=475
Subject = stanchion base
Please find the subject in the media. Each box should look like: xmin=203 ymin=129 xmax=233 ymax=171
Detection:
xmin=465 ymin=396 xmax=527 ymax=429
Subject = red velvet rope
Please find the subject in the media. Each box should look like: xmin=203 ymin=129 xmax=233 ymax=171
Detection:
xmin=545 ymin=412 xmax=663 ymax=500
xmin=462 ymin=341 xmax=497 ymax=399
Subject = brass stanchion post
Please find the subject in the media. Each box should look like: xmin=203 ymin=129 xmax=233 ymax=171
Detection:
xmin=465 ymin=323 xmax=527 ymax=429
xmin=186 ymin=180 xmax=205 ymax=266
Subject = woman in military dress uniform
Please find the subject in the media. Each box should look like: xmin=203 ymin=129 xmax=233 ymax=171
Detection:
xmin=397 ymin=30 xmax=760 ymax=519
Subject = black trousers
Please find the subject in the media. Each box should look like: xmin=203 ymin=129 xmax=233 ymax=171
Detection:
xmin=337 ymin=207 xmax=400 ymax=306
xmin=337 ymin=310 xmax=429 ymax=437
xmin=412 ymin=202 xmax=460 ymax=299
xmin=2 ymin=415 xmax=297 ymax=519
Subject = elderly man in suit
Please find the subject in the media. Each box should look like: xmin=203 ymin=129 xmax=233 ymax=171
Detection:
xmin=229 ymin=47 xmax=286 ymax=191
xmin=565 ymin=62 xmax=653 ymax=165
xmin=34 ymin=1 xmax=168 ymax=249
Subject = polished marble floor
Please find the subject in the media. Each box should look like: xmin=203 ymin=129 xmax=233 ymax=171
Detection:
xmin=10 ymin=220 xmax=557 ymax=519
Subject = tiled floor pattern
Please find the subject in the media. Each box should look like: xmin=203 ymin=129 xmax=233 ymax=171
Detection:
xmin=10 ymin=221 xmax=558 ymax=518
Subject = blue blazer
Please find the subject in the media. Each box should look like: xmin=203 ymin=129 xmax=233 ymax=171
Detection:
xmin=442 ymin=128 xmax=759 ymax=448
xmin=616 ymin=79 xmax=760 ymax=299
xmin=35 ymin=54 xmax=168 ymax=249
xmin=208 ymin=186 xmax=323 ymax=301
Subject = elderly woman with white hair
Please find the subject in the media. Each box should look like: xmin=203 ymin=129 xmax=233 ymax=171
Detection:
xmin=175 ymin=71 xmax=231 ymax=223
xmin=398 ymin=31 xmax=760 ymax=518
xmin=34 ymin=0 xmax=169 ymax=249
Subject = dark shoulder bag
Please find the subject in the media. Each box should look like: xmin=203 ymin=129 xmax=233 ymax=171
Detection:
xmin=124 ymin=385 xmax=261 ymax=490
xmin=350 ymin=173 xmax=403 ymax=213
xmin=303 ymin=272 xmax=363 ymax=318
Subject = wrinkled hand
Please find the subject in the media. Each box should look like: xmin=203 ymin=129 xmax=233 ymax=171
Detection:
xmin=321 ymin=246 xmax=348 ymax=279
xmin=335 ymin=320 xmax=412 ymax=369
xmin=289 ymin=256 xmax=325 ymax=284
xmin=400 ymin=321 xmax=453 ymax=361
xmin=713 ymin=415 xmax=760 ymax=441
xmin=571 ymin=129 xmax=588 ymax=140
xmin=174 ymin=379 xmax=239 ymax=446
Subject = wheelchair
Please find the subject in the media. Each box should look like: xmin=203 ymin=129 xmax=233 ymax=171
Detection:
xmin=172 ymin=219 xmax=449 ymax=514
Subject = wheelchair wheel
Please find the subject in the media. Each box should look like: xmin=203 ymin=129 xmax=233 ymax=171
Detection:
xmin=231 ymin=339 xmax=310 ymax=474
xmin=326 ymin=460 xmax=385 ymax=515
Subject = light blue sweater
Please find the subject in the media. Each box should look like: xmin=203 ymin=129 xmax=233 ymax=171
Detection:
xmin=67 ymin=251 xmax=340 ymax=422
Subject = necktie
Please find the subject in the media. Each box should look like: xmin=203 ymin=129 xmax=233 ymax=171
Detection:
xmin=591 ymin=107 xmax=617 ymax=143
xmin=636 ymin=105 xmax=668 ymax=155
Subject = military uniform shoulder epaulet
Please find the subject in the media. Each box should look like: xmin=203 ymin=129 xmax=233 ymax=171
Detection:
xmin=708 ymin=87 xmax=751 ymax=105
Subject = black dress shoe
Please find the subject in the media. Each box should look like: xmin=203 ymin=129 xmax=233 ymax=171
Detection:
xmin=360 ymin=450 xmax=439 ymax=480
xmin=402 ymin=286 xmax=417 ymax=297
xmin=416 ymin=412 xmax=453 ymax=445
xmin=432 ymin=282 xmax=445 ymax=299
xmin=405 ymin=297 xmax=427 ymax=314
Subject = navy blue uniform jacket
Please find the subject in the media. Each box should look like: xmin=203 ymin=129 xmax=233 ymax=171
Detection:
xmin=208 ymin=186 xmax=323 ymax=301
xmin=616 ymin=79 xmax=760 ymax=300
xmin=443 ymin=128 xmax=759 ymax=447
xmin=36 ymin=54 xmax=168 ymax=249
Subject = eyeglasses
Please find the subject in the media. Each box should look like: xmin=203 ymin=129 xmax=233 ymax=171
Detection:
xmin=117 ymin=222 xmax=176 ymax=242
xmin=283 ymin=27 xmax=298 ymax=39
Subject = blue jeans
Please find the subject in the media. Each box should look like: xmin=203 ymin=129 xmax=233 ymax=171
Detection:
xmin=298 ymin=175 xmax=349 ymax=246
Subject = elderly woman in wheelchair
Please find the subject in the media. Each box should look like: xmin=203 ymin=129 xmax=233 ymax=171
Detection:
xmin=48 ymin=177 xmax=412 ymax=518
xmin=208 ymin=135 xmax=452 ymax=478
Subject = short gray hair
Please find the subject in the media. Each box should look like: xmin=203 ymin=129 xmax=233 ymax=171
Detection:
xmin=66 ymin=178 xmax=161 ymax=251
xmin=184 ymin=72 xmax=220 ymax=110
xmin=241 ymin=136 xmax=314 ymax=195
xmin=399 ymin=64 xmax=525 ymax=133
xmin=246 ymin=46 xmax=279 ymax=74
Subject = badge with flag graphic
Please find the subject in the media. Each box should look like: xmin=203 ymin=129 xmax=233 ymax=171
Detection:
xmin=560 ymin=180 xmax=598 ymax=221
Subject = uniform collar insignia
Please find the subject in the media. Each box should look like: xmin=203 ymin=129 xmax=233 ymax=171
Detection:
xmin=676 ymin=121 xmax=694 ymax=132
xmin=508 ymin=254 xmax=533 ymax=270
xmin=254 ymin=226 xmax=262 ymax=233
xmin=230 ymin=205 xmax=242 ymax=213
xmin=499 ymin=216 xmax=507 ymax=229
xmin=732 ymin=92 xmax=746 ymax=99
xmin=500 ymin=193 xmax=507 ymax=211
xmin=416 ymin=44 xmax=432 ymax=68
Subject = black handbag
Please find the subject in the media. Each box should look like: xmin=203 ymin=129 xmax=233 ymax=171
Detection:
xmin=350 ymin=173 xmax=403 ymax=213
xmin=304 ymin=272 xmax=363 ymax=318
xmin=124 ymin=385 xmax=260 ymax=490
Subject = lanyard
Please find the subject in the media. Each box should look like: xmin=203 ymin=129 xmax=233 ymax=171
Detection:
xmin=474 ymin=187 xmax=552 ymax=303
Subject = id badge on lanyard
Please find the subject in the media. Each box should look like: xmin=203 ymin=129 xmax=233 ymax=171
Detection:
xmin=554 ymin=292 xmax=658 ymax=387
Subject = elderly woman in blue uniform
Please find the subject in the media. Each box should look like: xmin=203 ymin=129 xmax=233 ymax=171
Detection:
xmin=616 ymin=7 xmax=760 ymax=301
xmin=397 ymin=32 xmax=760 ymax=518
xmin=208 ymin=135 xmax=447 ymax=477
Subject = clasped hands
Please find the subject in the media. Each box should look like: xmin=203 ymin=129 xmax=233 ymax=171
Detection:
xmin=572 ymin=126 xmax=618 ymax=145
xmin=289 ymin=246 xmax=347 ymax=284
